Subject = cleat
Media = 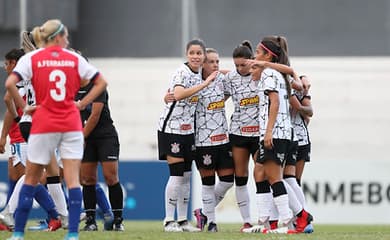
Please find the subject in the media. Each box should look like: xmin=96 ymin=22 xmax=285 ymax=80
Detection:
xmin=269 ymin=220 xmax=278 ymax=230
xmin=164 ymin=221 xmax=183 ymax=232
xmin=64 ymin=232 xmax=79 ymax=240
xmin=0 ymin=223 xmax=10 ymax=231
xmin=295 ymin=209 xmax=313 ymax=233
xmin=263 ymin=226 xmax=298 ymax=234
xmin=28 ymin=220 xmax=48 ymax=231
xmin=241 ymin=224 xmax=264 ymax=233
xmin=47 ymin=218 xmax=62 ymax=231
xmin=193 ymin=208 xmax=207 ymax=231
xmin=207 ymin=222 xmax=218 ymax=232
xmin=239 ymin=222 xmax=253 ymax=232
xmin=178 ymin=220 xmax=201 ymax=232
xmin=113 ymin=217 xmax=124 ymax=231
xmin=79 ymin=212 xmax=87 ymax=222
xmin=6 ymin=232 xmax=24 ymax=240
xmin=60 ymin=214 xmax=69 ymax=229
xmin=103 ymin=213 xmax=114 ymax=231
xmin=83 ymin=216 xmax=98 ymax=231
xmin=303 ymin=223 xmax=314 ymax=233
xmin=0 ymin=211 xmax=15 ymax=229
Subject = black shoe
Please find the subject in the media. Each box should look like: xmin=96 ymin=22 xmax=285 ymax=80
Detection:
xmin=113 ymin=217 xmax=124 ymax=231
xmin=83 ymin=217 xmax=98 ymax=231
xmin=207 ymin=222 xmax=218 ymax=232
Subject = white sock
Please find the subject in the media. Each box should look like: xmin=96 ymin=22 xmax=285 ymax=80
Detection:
xmin=164 ymin=176 xmax=184 ymax=223
xmin=177 ymin=171 xmax=191 ymax=222
xmin=284 ymin=177 xmax=306 ymax=209
xmin=214 ymin=181 xmax=233 ymax=206
xmin=273 ymin=194 xmax=293 ymax=225
xmin=282 ymin=179 xmax=303 ymax=215
xmin=202 ymin=185 xmax=216 ymax=223
xmin=235 ymin=185 xmax=251 ymax=223
xmin=47 ymin=182 xmax=68 ymax=217
xmin=256 ymin=192 xmax=272 ymax=224
xmin=9 ymin=175 xmax=25 ymax=214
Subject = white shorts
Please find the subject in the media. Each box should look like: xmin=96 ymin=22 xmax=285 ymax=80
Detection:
xmin=9 ymin=142 xmax=28 ymax=166
xmin=28 ymin=131 xmax=84 ymax=165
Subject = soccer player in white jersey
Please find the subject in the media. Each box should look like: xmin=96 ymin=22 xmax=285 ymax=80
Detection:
xmin=190 ymin=48 xmax=234 ymax=232
xmin=157 ymin=39 xmax=218 ymax=232
xmin=254 ymin=36 xmax=312 ymax=233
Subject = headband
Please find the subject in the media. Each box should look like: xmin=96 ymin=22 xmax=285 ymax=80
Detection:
xmin=47 ymin=24 xmax=64 ymax=40
xmin=260 ymin=43 xmax=278 ymax=58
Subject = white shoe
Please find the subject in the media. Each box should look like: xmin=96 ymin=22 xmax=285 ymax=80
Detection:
xmin=0 ymin=210 xmax=15 ymax=228
xmin=179 ymin=221 xmax=201 ymax=232
xmin=60 ymin=214 xmax=69 ymax=229
xmin=241 ymin=225 xmax=265 ymax=233
xmin=79 ymin=212 xmax=86 ymax=222
xmin=163 ymin=221 xmax=183 ymax=232
xmin=263 ymin=226 xmax=298 ymax=234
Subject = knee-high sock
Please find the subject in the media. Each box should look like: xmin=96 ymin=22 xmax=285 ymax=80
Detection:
xmin=34 ymin=184 xmax=59 ymax=220
xmin=177 ymin=171 xmax=191 ymax=222
xmin=108 ymin=182 xmax=123 ymax=219
xmin=214 ymin=181 xmax=233 ymax=206
xmin=6 ymin=179 xmax=17 ymax=204
xmin=272 ymin=181 xmax=293 ymax=225
xmin=282 ymin=179 xmax=303 ymax=215
xmin=14 ymin=184 xmax=35 ymax=233
xmin=202 ymin=185 xmax=216 ymax=223
xmin=284 ymin=177 xmax=306 ymax=209
xmin=96 ymin=184 xmax=112 ymax=216
xmin=82 ymin=185 xmax=96 ymax=219
xmin=235 ymin=185 xmax=251 ymax=223
xmin=68 ymin=188 xmax=82 ymax=233
xmin=164 ymin=176 xmax=184 ymax=223
xmin=47 ymin=176 xmax=68 ymax=217
xmin=8 ymin=175 xmax=25 ymax=214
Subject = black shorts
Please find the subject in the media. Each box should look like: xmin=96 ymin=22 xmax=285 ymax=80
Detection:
xmin=229 ymin=134 xmax=259 ymax=157
xmin=297 ymin=144 xmax=311 ymax=162
xmin=285 ymin=141 xmax=298 ymax=166
xmin=83 ymin=136 xmax=120 ymax=163
xmin=158 ymin=131 xmax=195 ymax=162
xmin=257 ymin=139 xmax=290 ymax=165
xmin=195 ymin=143 xmax=234 ymax=170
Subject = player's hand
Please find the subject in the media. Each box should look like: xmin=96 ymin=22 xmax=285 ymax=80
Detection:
xmin=23 ymin=105 xmax=36 ymax=115
xmin=164 ymin=89 xmax=175 ymax=103
xmin=204 ymin=71 xmax=218 ymax=85
xmin=264 ymin=132 xmax=273 ymax=149
xmin=0 ymin=137 xmax=6 ymax=154
xmin=75 ymin=100 xmax=86 ymax=110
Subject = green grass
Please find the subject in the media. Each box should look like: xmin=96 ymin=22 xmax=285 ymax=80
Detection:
xmin=1 ymin=221 xmax=390 ymax=240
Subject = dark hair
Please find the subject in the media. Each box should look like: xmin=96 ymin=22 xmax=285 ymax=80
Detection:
xmin=260 ymin=36 xmax=291 ymax=96
xmin=186 ymin=38 xmax=206 ymax=55
xmin=233 ymin=40 xmax=253 ymax=59
xmin=5 ymin=48 xmax=25 ymax=61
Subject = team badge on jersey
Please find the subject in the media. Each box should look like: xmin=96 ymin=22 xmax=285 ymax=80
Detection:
xmin=277 ymin=153 xmax=285 ymax=162
xmin=171 ymin=143 xmax=180 ymax=153
xmin=202 ymin=154 xmax=212 ymax=166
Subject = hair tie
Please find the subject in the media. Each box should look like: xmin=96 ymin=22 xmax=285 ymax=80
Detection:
xmin=47 ymin=24 xmax=64 ymax=40
xmin=260 ymin=43 xmax=278 ymax=58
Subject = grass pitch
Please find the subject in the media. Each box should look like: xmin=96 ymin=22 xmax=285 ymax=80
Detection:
xmin=1 ymin=221 xmax=390 ymax=240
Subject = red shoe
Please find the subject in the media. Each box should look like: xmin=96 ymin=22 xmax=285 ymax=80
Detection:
xmin=295 ymin=209 xmax=313 ymax=233
xmin=269 ymin=220 xmax=278 ymax=230
xmin=47 ymin=218 xmax=62 ymax=231
xmin=0 ymin=223 xmax=10 ymax=231
xmin=240 ymin=222 xmax=253 ymax=232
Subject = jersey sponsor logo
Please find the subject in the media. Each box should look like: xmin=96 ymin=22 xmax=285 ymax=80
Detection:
xmin=239 ymin=95 xmax=259 ymax=106
xmin=202 ymin=154 xmax=212 ymax=166
xmin=37 ymin=60 xmax=75 ymax=68
xmin=207 ymin=100 xmax=225 ymax=110
xmin=276 ymin=153 xmax=285 ymax=162
xmin=180 ymin=124 xmax=192 ymax=131
xmin=210 ymin=134 xmax=227 ymax=142
xmin=171 ymin=142 xmax=180 ymax=154
xmin=241 ymin=126 xmax=259 ymax=133
xmin=189 ymin=95 xmax=199 ymax=104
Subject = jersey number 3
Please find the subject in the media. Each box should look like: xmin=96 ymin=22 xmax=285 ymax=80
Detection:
xmin=49 ymin=69 xmax=66 ymax=101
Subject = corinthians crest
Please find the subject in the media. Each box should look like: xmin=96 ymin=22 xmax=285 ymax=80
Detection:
xmin=203 ymin=154 xmax=212 ymax=166
xmin=171 ymin=143 xmax=180 ymax=153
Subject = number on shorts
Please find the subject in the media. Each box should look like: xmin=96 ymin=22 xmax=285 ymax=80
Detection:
xmin=49 ymin=69 xmax=66 ymax=101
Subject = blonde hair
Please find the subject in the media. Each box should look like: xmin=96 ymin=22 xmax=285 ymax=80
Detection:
xmin=37 ymin=19 xmax=66 ymax=45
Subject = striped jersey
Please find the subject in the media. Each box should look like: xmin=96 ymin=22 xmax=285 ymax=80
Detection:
xmin=291 ymin=90 xmax=311 ymax=146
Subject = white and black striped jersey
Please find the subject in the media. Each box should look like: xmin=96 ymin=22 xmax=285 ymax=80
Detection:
xmin=195 ymin=72 xmax=229 ymax=147
xmin=158 ymin=63 xmax=202 ymax=135
xmin=18 ymin=79 xmax=36 ymax=123
xmin=224 ymin=70 xmax=260 ymax=137
xmin=291 ymin=90 xmax=311 ymax=146
xmin=258 ymin=68 xmax=292 ymax=140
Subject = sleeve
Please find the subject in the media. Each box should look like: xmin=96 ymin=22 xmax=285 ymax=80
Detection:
xmin=261 ymin=69 xmax=278 ymax=93
xmin=171 ymin=69 xmax=187 ymax=88
xmin=12 ymin=54 xmax=32 ymax=81
xmin=78 ymin=54 xmax=99 ymax=81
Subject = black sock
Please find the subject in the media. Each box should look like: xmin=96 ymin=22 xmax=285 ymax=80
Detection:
xmin=109 ymin=182 xmax=123 ymax=219
xmin=83 ymin=184 xmax=97 ymax=219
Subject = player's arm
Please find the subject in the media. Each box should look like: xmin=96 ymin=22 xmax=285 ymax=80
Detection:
xmin=83 ymin=102 xmax=103 ymax=138
xmin=77 ymin=74 xmax=107 ymax=110
xmin=173 ymin=71 xmax=218 ymax=101
xmin=264 ymin=91 xmax=279 ymax=149
xmin=0 ymin=110 xmax=14 ymax=154
xmin=4 ymin=91 xmax=19 ymax=120
xmin=290 ymin=95 xmax=313 ymax=117
xmin=5 ymin=74 xmax=26 ymax=111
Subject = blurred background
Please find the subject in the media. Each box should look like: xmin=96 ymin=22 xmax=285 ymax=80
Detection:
xmin=0 ymin=0 xmax=389 ymax=224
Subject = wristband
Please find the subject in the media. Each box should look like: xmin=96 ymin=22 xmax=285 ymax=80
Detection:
xmin=14 ymin=116 xmax=21 ymax=123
